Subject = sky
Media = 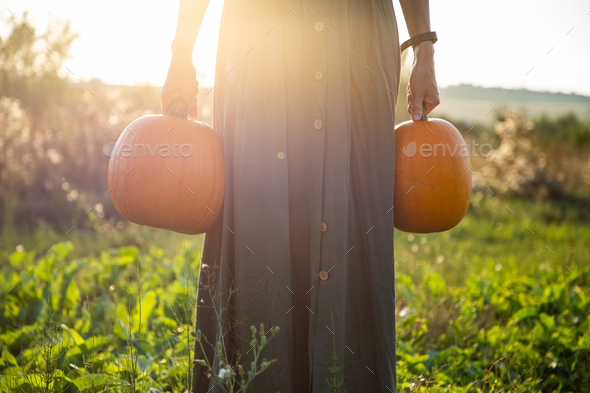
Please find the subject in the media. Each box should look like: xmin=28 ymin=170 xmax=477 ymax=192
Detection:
xmin=2 ymin=0 xmax=590 ymax=96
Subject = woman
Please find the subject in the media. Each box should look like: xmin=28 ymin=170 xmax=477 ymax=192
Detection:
xmin=161 ymin=1 xmax=440 ymax=392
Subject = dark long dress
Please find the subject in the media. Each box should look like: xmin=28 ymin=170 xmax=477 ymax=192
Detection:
xmin=193 ymin=1 xmax=401 ymax=392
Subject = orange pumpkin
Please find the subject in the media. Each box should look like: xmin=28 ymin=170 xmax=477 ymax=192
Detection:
xmin=394 ymin=113 xmax=471 ymax=233
xmin=107 ymin=98 xmax=225 ymax=235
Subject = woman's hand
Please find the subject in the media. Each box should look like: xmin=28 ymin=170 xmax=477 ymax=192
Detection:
xmin=161 ymin=53 xmax=199 ymax=118
xmin=406 ymin=41 xmax=440 ymax=121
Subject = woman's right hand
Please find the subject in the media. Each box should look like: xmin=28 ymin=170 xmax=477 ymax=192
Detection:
xmin=161 ymin=53 xmax=199 ymax=118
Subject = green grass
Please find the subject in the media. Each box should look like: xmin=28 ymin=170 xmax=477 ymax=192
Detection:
xmin=393 ymin=194 xmax=590 ymax=392
xmin=0 ymin=195 xmax=589 ymax=392
xmin=397 ymin=193 xmax=590 ymax=287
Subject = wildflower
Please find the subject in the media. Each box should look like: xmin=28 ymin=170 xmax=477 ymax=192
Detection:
xmin=261 ymin=358 xmax=271 ymax=371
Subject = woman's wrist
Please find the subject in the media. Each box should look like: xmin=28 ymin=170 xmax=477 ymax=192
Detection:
xmin=414 ymin=41 xmax=434 ymax=59
xmin=171 ymin=44 xmax=194 ymax=63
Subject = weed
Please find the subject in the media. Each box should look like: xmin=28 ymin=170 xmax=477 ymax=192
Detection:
xmin=322 ymin=312 xmax=346 ymax=393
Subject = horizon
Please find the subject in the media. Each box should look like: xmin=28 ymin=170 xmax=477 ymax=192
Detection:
xmin=76 ymin=78 xmax=590 ymax=100
xmin=2 ymin=0 xmax=590 ymax=97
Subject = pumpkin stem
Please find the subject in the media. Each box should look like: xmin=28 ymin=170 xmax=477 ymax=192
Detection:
xmin=421 ymin=102 xmax=428 ymax=121
xmin=167 ymin=96 xmax=188 ymax=118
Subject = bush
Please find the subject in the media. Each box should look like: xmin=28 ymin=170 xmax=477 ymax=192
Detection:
xmin=535 ymin=113 xmax=590 ymax=148
xmin=473 ymin=110 xmax=563 ymax=199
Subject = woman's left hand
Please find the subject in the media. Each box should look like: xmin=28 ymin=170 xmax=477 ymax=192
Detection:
xmin=406 ymin=41 xmax=440 ymax=121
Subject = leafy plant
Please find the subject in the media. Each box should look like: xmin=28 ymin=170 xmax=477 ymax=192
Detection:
xmin=190 ymin=260 xmax=280 ymax=393
xmin=192 ymin=323 xmax=279 ymax=393
xmin=1 ymin=193 xmax=588 ymax=392
xmin=322 ymin=312 xmax=346 ymax=393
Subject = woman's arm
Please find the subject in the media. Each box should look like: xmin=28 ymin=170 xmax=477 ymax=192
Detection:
xmin=171 ymin=0 xmax=210 ymax=59
xmin=161 ymin=0 xmax=211 ymax=116
xmin=399 ymin=0 xmax=440 ymax=121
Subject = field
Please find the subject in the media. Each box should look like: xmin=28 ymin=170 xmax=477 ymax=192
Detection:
xmin=431 ymin=85 xmax=590 ymax=124
xmin=431 ymin=99 xmax=590 ymax=125
xmin=1 ymin=195 xmax=589 ymax=392
xmin=2 ymin=13 xmax=590 ymax=393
